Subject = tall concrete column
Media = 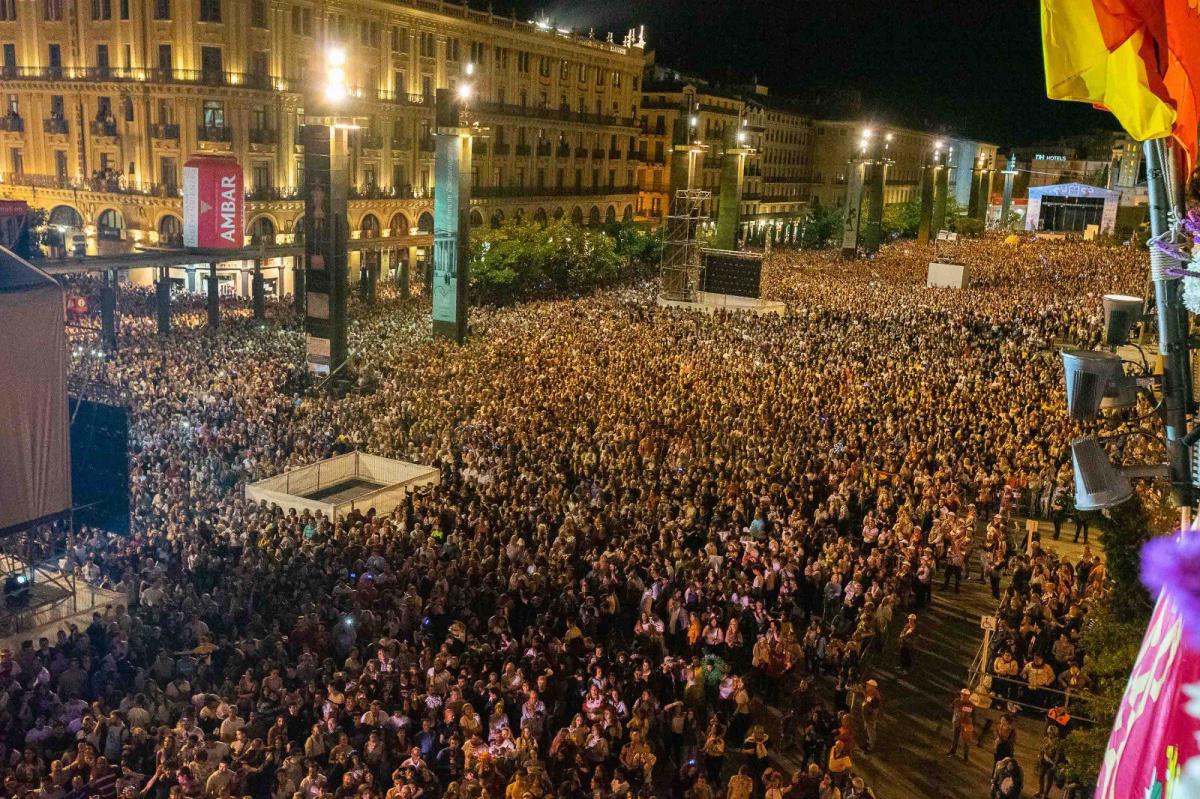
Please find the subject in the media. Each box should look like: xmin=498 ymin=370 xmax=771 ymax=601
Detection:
xmin=100 ymin=270 xmax=118 ymax=353
xmin=155 ymin=265 xmax=171 ymax=334
xmin=292 ymin=257 xmax=305 ymax=315
xmin=917 ymin=161 xmax=935 ymax=243
xmin=1001 ymin=155 xmax=1017 ymax=230
xmin=714 ymin=127 xmax=751 ymax=251
xmin=402 ymin=247 xmax=414 ymax=298
xmin=207 ymin=262 xmax=220 ymax=330
xmin=252 ymin=258 xmax=265 ymax=320
xmin=862 ymin=160 xmax=886 ymax=255
xmin=932 ymin=161 xmax=949 ymax=235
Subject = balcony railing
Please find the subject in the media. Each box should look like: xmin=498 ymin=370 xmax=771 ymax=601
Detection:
xmin=574 ymin=147 xmax=589 ymax=158
xmin=392 ymin=137 xmax=413 ymax=150
xmin=473 ymin=100 xmax=637 ymax=129
xmin=360 ymin=132 xmax=384 ymax=150
xmin=248 ymin=127 xmax=277 ymax=145
xmin=150 ymin=122 xmax=180 ymax=139
xmin=1 ymin=65 xmax=287 ymax=90
xmin=515 ymin=144 xmax=531 ymax=156
xmin=556 ymin=145 xmax=571 ymax=158
xmin=628 ymin=151 xmax=644 ymax=161
xmin=43 ymin=118 xmax=69 ymax=134
xmin=742 ymin=192 xmax=762 ymax=201
xmin=1 ymin=173 xmax=180 ymax=196
xmin=373 ymin=89 xmax=430 ymax=106
xmin=493 ymin=143 xmax=511 ymax=155
xmin=591 ymin=148 xmax=606 ymax=159
xmin=246 ymin=187 xmax=301 ymax=201
xmin=472 ymin=142 xmax=488 ymax=156
xmin=1 ymin=115 xmax=26 ymax=133
xmin=536 ymin=143 xmax=551 ymax=157
xmin=418 ymin=137 xmax=435 ymax=152
xmin=609 ymin=149 xmax=622 ymax=159
xmin=90 ymin=119 xmax=118 ymax=137
xmin=472 ymin=184 xmax=638 ymax=199
xmin=348 ymin=185 xmax=428 ymax=200
xmin=198 ymin=125 xmax=233 ymax=143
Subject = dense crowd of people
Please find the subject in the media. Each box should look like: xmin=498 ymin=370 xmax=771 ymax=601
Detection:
xmin=0 ymin=236 xmax=1146 ymax=799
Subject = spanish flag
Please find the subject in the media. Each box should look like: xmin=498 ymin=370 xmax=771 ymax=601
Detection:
xmin=1042 ymin=1 xmax=1200 ymax=166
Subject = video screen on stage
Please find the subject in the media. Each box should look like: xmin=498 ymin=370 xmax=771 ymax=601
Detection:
xmin=701 ymin=250 xmax=764 ymax=299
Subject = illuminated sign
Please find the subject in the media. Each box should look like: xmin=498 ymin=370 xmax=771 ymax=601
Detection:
xmin=183 ymin=158 xmax=244 ymax=249
xmin=1035 ymin=154 xmax=1069 ymax=161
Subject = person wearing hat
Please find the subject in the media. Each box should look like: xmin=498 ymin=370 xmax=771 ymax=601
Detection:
xmin=860 ymin=679 xmax=882 ymax=752
xmin=948 ymin=688 xmax=975 ymax=763
xmin=897 ymin=614 xmax=918 ymax=674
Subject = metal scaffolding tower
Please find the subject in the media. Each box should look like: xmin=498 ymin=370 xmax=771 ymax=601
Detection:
xmin=659 ymin=188 xmax=711 ymax=302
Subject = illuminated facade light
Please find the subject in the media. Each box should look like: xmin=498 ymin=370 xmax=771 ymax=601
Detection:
xmin=457 ymin=83 xmax=473 ymax=100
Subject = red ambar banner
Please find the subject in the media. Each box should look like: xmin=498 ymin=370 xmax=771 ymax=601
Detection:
xmin=183 ymin=158 xmax=243 ymax=249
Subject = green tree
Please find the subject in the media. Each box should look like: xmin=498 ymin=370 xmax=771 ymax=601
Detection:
xmin=798 ymin=202 xmax=843 ymax=250
xmin=882 ymin=197 xmax=921 ymax=239
xmin=468 ymin=219 xmax=633 ymax=305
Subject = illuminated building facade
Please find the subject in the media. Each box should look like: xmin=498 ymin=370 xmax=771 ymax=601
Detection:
xmin=0 ymin=0 xmax=645 ymax=292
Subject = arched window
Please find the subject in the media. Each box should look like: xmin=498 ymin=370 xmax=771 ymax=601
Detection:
xmin=533 ymin=208 xmax=548 ymax=225
xmin=490 ymin=210 xmax=505 ymax=229
xmin=469 ymin=209 xmax=484 ymax=228
xmin=605 ymin=205 xmax=616 ymax=224
xmin=49 ymin=205 xmax=84 ymax=230
xmin=360 ymin=214 xmax=381 ymax=238
xmin=249 ymin=216 xmax=276 ymax=245
xmin=97 ymin=208 xmax=125 ymax=240
xmin=389 ymin=212 xmax=410 ymax=236
xmin=158 ymin=215 xmax=183 ymax=247
xmin=622 ymin=205 xmax=633 ymax=222
xmin=570 ymin=207 xmax=584 ymax=225
xmin=587 ymin=206 xmax=601 ymax=226
xmin=416 ymin=212 xmax=434 ymax=233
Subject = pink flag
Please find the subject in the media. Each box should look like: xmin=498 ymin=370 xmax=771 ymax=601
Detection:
xmin=1095 ymin=590 xmax=1200 ymax=798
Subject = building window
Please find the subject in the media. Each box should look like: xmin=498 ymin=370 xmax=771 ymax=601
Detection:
xmin=291 ymin=7 xmax=311 ymax=36
xmin=393 ymin=26 xmax=408 ymax=51
xmin=446 ymin=38 xmax=459 ymax=61
xmin=418 ymin=32 xmax=434 ymax=58
xmin=199 ymin=0 xmax=220 ymax=23
xmin=160 ymin=156 xmax=177 ymax=191
xmin=250 ymin=0 xmax=266 ymax=28
xmin=1 ymin=43 xmax=13 ymax=70
xmin=469 ymin=41 xmax=484 ymax=65
xmin=517 ymin=51 xmax=529 ymax=73
xmin=54 ymin=150 xmax=68 ymax=179
xmin=119 ymin=0 xmax=128 ymax=19
xmin=252 ymin=163 xmax=270 ymax=191
xmin=202 ymin=100 xmax=225 ymax=129
xmin=153 ymin=0 xmax=169 ymax=19
xmin=44 ymin=0 xmax=64 ymax=21
xmin=91 ymin=0 xmax=110 ymax=21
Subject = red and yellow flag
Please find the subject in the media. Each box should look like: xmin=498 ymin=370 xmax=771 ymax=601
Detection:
xmin=1042 ymin=0 xmax=1200 ymax=166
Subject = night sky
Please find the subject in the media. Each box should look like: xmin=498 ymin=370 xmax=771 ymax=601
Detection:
xmin=500 ymin=0 xmax=1118 ymax=146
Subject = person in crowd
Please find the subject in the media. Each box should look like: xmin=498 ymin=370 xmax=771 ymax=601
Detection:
xmin=3 ymin=236 xmax=1142 ymax=799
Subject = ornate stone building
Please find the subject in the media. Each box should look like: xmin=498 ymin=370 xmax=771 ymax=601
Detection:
xmin=0 ymin=0 xmax=645 ymax=292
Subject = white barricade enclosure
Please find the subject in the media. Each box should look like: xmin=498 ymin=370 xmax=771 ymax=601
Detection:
xmin=245 ymin=451 xmax=440 ymax=519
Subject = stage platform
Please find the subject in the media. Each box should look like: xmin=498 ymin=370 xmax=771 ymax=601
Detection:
xmin=0 ymin=565 xmax=124 ymax=648
xmin=657 ymin=291 xmax=787 ymax=316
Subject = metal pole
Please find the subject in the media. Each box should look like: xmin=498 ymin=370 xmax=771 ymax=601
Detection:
xmin=206 ymin=261 xmax=219 ymax=330
xmin=1144 ymin=139 xmax=1194 ymax=509
xmin=917 ymin=158 xmax=935 ymax=243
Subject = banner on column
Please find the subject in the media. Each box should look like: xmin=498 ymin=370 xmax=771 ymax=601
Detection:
xmin=840 ymin=162 xmax=864 ymax=256
xmin=303 ymin=125 xmax=336 ymax=375
xmin=432 ymin=134 xmax=461 ymax=328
